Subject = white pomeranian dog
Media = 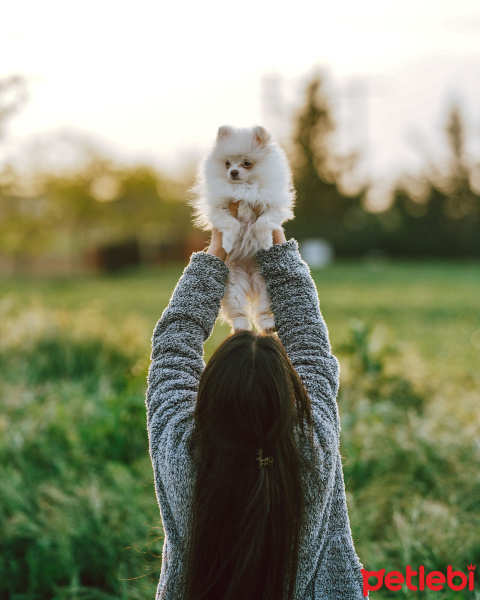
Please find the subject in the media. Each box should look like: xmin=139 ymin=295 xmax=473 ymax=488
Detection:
xmin=191 ymin=125 xmax=295 ymax=333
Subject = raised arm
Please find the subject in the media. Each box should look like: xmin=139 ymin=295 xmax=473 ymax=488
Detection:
xmin=255 ymin=237 xmax=340 ymax=438
xmin=146 ymin=250 xmax=229 ymax=458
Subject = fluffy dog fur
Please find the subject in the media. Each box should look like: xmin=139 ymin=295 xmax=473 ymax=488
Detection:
xmin=191 ymin=125 xmax=295 ymax=332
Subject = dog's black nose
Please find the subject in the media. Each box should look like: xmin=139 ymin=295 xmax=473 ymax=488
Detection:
xmin=230 ymin=170 xmax=239 ymax=178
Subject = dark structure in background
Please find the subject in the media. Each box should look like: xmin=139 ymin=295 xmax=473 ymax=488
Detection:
xmin=89 ymin=240 xmax=141 ymax=272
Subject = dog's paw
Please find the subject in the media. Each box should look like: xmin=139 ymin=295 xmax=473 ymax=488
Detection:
xmin=222 ymin=232 xmax=236 ymax=254
xmin=222 ymin=221 xmax=241 ymax=253
xmin=255 ymin=228 xmax=273 ymax=250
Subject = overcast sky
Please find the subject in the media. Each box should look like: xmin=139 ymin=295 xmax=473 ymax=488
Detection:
xmin=2 ymin=0 xmax=480 ymax=184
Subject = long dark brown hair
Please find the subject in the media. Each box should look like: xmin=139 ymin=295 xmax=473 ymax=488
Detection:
xmin=183 ymin=330 xmax=315 ymax=600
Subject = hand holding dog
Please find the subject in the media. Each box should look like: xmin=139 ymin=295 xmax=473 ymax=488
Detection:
xmin=207 ymin=201 xmax=286 ymax=260
xmin=206 ymin=201 xmax=241 ymax=260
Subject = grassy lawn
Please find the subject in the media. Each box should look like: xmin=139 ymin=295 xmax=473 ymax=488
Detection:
xmin=4 ymin=259 xmax=479 ymax=374
xmin=0 ymin=259 xmax=479 ymax=599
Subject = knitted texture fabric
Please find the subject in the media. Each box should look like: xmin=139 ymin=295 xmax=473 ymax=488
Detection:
xmin=146 ymin=239 xmax=366 ymax=599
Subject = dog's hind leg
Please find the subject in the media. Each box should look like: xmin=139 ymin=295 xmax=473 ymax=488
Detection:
xmin=221 ymin=261 xmax=252 ymax=332
xmin=249 ymin=267 xmax=275 ymax=333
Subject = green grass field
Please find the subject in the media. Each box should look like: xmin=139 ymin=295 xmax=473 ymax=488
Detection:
xmin=1 ymin=259 xmax=479 ymax=599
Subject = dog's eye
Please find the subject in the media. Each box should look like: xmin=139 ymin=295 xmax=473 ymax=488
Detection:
xmin=243 ymin=160 xmax=252 ymax=168
xmin=225 ymin=161 xmax=230 ymax=169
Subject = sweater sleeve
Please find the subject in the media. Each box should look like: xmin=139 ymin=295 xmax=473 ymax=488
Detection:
xmin=255 ymin=239 xmax=340 ymax=439
xmin=145 ymin=251 xmax=229 ymax=459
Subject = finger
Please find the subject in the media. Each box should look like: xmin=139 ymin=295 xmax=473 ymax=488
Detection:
xmin=211 ymin=227 xmax=222 ymax=244
xmin=272 ymin=228 xmax=286 ymax=245
xmin=252 ymin=205 xmax=262 ymax=217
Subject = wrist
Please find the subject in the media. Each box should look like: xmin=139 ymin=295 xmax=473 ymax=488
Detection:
xmin=206 ymin=246 xmax=227 ymax=261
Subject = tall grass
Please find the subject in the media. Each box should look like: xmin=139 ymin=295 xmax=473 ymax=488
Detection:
xmin=339 ymin=321 xmax=480 ymax=599
xmin=0 ymin=303 xmax=162 ymax=599
xmin=0 ymin=261 xmax=479 ymax=598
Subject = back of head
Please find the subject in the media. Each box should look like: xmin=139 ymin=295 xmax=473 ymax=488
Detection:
xmin=184 ymin=330 xmax=314 ymax=600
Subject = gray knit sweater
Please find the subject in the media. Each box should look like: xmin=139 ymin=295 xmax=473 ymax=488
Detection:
xmin=146 ymin=239 xmax=366 ymax=599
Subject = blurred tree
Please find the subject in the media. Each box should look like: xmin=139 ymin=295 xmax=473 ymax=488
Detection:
xmin=41 ymin=157 xmax=191 ymax=266
xmin=387 ymin=104 xmax=480 ymax=257
xmin=0 ymin=176 xmax=53 ymax=268
xmin=0 ymin=75 xmax=40 ymax=267
xmin=431 ymin=106 xmax=480 ymax=256
xmin=0 ymin=132 xmax=192 ymax=269
xmin=0 ymin=74 xmax=27 ymax=140
xmin=288 ymin=79 xmax=480 ymax=257
xmin=286 ymin=75 xmax=368 ymax=252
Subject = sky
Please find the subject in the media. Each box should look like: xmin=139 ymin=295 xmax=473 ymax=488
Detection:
xmin=2 ymin=0 xmax=480 ymax=187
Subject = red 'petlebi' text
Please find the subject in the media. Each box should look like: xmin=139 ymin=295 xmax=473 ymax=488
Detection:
xmin=361 ymin=564 xmax=476 ymax=596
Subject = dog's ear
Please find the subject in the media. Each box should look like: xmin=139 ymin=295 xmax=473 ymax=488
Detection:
xmin=253 ymin=126 xmax=272 ymax=147
xmin=217 ymin=125 xmax=233 ymax=141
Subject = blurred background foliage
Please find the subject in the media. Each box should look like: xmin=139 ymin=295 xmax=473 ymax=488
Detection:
xmin=287 ymin=76 xmax=480 ymax=257
xmin=1 ymin=72 xmax=479 ymax=275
